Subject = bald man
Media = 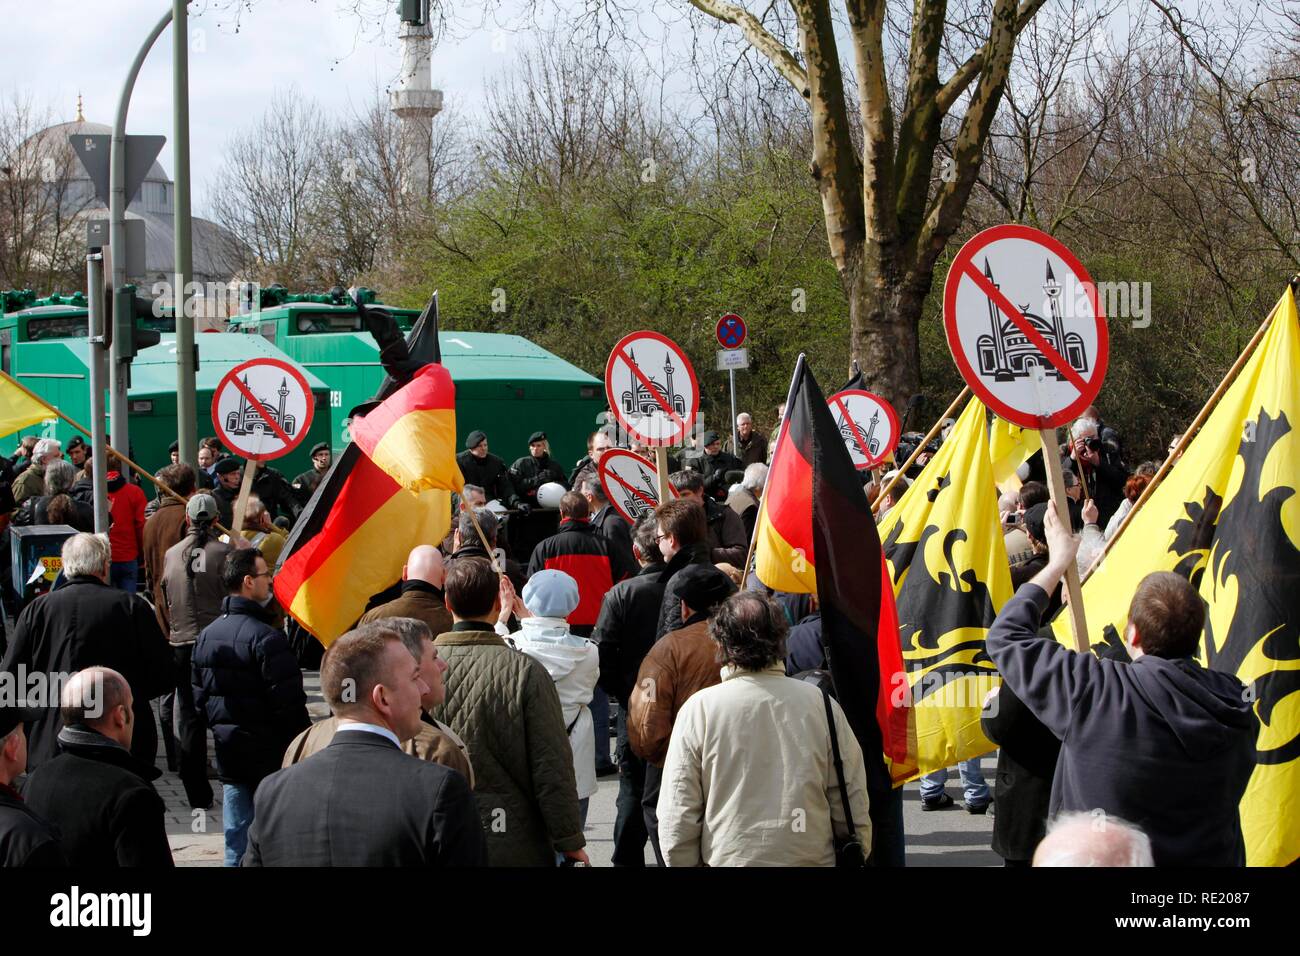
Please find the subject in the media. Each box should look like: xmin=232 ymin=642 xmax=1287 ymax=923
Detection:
xmin=359 ymin=545 xmax=454 ymax=637
xmin=22 ymin=667 xmax=173 ymax=867
xmin=1033 ymin=812 xmax=1154 ymax=867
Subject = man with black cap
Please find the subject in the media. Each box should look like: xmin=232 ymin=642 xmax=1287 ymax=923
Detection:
xmin=292 ymin=442 xmax=332 ymax=504
xmin=167 ymin=440 xmax=180 ymax=467
xmin=698 ymin=430 xmax=743 ymax=499
xmin=628 ymin=562 xmax=736 ymax=863
xmin=456 ymin=431 xmax=527 ymax=513
xmin=510 ymin=432 xmax=567 ymax=505
xmin=0 ymin=701 xmax=66 ymax=866
xmin=211 ymin=457 xmax=243 ymax=528
xmin=67 ymin=435 xmax=91 ymax=470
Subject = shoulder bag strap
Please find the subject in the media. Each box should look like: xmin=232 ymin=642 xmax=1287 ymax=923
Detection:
xmin=820 ymin=687 xmax=857 ymax=839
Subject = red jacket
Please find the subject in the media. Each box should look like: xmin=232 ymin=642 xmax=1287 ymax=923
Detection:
xmin=525 ymin=519 xmax=615 ymax=634
xmin=106 ymin=475 xmax=147 ymax=563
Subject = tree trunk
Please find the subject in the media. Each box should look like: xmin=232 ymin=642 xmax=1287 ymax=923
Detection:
xmin=845 ymin=241 xmax=926 ymax=413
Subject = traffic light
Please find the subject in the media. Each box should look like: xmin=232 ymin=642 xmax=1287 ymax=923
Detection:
xmin=111 ymin=284 xmax=163 ymax=359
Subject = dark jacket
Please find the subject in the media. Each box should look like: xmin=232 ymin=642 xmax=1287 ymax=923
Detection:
xmin=192 ymin=595 xmax=310 ymax=786
xmin=433 ymin=625 xmax=585 ymax=866
xmin=654 ymin=541 xmax=713 ymax=642
xmin=981 ymin=681 xmax=1061 ymax=863
xmin=510 ymin=453 xmax=567 ymax=501
xmin=591 ymin=561 xmax=667 ymax=703
xmin=1061 ymin=452 xmax=1127 ymax=528
xmin=704 ymin=497 xmax=747 ymax=566
xmin=986 ymin=584 xmax=1258 ymax=866
xmin=590 ymin=504 xmax=636 ymax=583
xmin=244 ymin=730 xmax=486 ymax=867
xmin=252 ymin=466 xmax=301 ymax=523
xmin=11 ymin=494 xmax=94 ymax=531
xmin=0 ymin=782 xmax=66 ymax=867
xmin=784 ymin=613 xmax=826 ymax=675
xmin=290 ymin=467 xmax=326 ymax=505
xmin=526 ymin=519 xmax=616 ymax=635
xmin=727 ymin=431 xmax=768 ymax=466
xmin=700 ymin=449 xmax=744 ymax=497
xmin=0 ymin=576 xmax=171 ymax=771
xmin=455 ymin=450 xmax=520 ymax=508
xmin=212 ymin=482 xmax=238 ymax=530
xmin=358 ymin=579 xmax=454 ymax=636
xmin=21 ymin=725 xmax=173 ymax=867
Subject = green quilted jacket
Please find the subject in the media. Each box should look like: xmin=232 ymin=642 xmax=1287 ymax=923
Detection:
xmin=432 ymin=626 xmax=585 ymax=865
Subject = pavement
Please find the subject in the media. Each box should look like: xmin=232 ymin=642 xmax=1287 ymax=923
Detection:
xmin=160 ymin=674 xmax=999 ymax=867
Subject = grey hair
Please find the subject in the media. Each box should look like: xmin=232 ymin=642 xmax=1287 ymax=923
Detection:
xmin=457 ymin=506 xmax=497 ymax=545
xmin=461 ymin=483 xmax=486 ymax=499
xmin=33 ymin=438 xmax=61 ymax=460
xmin=736 ymin=412 xmax=751 ymax=425
xmin=379 ymin=617 xmax=433 ymax=661
xmin=579 ymin=475 xmax=607 ymax=502
xmin=741 ymin=462 xmax=768 ymax=493
xmin=1034 ymin=812 xmax=1154 ymax=867
xmin=62 ymin=532 xmax=111 ymax=578
xmin=1070 ymin=418 xmax=1100 ymax=440
xmin=44 ymin=458 xmax=77 ymax=495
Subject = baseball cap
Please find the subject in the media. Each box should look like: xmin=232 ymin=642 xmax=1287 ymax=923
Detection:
xmin=0 ymin=702 xmax=40 ymax=739
xmin=186 ymin=493 xmax=219 ymax=523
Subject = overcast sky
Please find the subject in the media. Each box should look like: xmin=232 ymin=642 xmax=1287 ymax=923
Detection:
xmin=5 ymin=0 xmax=575 ymax=215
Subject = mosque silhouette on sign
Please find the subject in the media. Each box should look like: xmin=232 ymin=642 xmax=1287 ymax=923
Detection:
xmin=835 ymin=407 xmax=882 ymax=459
xmin=620 ymin=350 xmax=687 ymax=418
xmin=976 ymin=258 xmax=1089 ymax=382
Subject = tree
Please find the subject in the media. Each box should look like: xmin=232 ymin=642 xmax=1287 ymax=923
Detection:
xmin=679 ymin=0 xmax=1052 ymax=409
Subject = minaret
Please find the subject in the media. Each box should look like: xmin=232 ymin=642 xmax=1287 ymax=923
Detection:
xmin=663 ymin=352 xmax=676 ymax=411
xmin=1044 ymin=259 xmax=1065 ymax=360
xmin=984 ymin=258 xmax=1012 ymax=382
xmin=390 ymin=1 xmax=442 ymax=201
xmin=277 ymin=376 xmax=289 ymax=428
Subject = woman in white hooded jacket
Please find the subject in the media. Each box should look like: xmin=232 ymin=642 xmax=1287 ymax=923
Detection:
xmin=496 ymin=569 xmax=600 ymax=827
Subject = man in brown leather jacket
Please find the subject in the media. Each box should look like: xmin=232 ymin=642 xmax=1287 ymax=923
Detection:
xmin=628 ymin=563 xmax=736 ymax=863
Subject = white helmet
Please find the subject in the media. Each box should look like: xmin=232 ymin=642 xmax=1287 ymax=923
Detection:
xmin=485 ymin=499 xmax=509 ymax=516
xmin=537 ymin=482 xmax=567 ymax=509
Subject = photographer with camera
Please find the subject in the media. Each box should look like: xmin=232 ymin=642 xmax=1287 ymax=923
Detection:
xmin=1062 ymin=418 xmax=1126 ymax=527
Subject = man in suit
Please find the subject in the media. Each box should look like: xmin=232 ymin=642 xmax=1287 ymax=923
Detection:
xmin=243 ymin=621 xmax=486 ymax=866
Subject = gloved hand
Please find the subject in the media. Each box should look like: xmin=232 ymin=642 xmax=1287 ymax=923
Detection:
xmin=515 ymin=502 xmax=532 ymax=516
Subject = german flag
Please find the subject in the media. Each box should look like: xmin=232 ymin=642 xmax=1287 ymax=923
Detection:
xmin=754 ymin=355 xmax=914 ymax=788
xmin=274 ymin=292 xmax=456 ymax=645
xmin=348 ymin=363 xmax=463 ymax=495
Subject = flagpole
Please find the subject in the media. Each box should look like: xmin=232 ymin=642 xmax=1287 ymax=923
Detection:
xmin=1081 ymin=286 xmax=1291 ymax=582
xmin=1 ymin=370 xmax=227 ymax=531
xmin=461 ymin=500 xmax=502 ymax=574
xmin=872 ymin=386 xmax=970 ymax=515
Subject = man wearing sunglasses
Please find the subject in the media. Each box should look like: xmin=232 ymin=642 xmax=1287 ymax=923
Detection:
xmin=1063 ymin=418 xmax=1126 ymax=528
xmin=192 ymin=548 xmax=310 ymax=866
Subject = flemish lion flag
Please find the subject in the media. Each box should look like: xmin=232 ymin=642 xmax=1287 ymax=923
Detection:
xmin=877 ymin=396 xmax=1012 ymax=778
xmin=275 ymin=292 xmax=457 ymax=645
xmin=988 ymin=415 xmax=1041 ymax=492
xmin=1063 ymin=286 xmax=1300 ymax=866
xmin=0 ymin=370 xmax=57 ymax=437
xmin=754 ymin=355 xmax=913 ymax=788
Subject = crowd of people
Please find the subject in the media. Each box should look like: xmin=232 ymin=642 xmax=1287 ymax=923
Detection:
xmin=0 ymin=403 xmax=1259 ymax=868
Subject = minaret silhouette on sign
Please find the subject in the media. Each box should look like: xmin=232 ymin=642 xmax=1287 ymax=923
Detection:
xmin=975 ymin=258 xmax=1089 ymax=382
xmin=620 ymin=348 xmax=687 ymax=419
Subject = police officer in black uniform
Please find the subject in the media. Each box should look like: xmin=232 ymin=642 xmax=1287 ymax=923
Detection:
xmin=510 ymin=431 xmax=567 ymax=505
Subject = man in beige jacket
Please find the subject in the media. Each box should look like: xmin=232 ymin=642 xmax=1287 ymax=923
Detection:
xmin=283 ymin=617 xmax=473 ymax=788
xmin=658 ymin=592 xmax=872 ymax=866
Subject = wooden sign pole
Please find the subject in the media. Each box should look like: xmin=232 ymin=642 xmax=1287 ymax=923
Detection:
xmin=1041 ymin=429 xmax=1089 ymax=652
xmin=654 ymin=447 xmax=671 ymax=508
xmin=230 ymin=459 xmax=259 ymax=535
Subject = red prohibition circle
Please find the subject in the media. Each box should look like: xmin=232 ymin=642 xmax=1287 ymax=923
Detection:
xmin=604 ymin=330 xmax=700 ymax=446
xmin=943 ymin=223 xmax=1108 ymax=430
xmin=598 ymin=448 xmax=679 ymax=524
xmin=715 ymin=312 xmax=747 ymax=349
xmin=211 ymin=357 xmax=316 ymax=461
xmin=826 ymin=388 xmax=901 ymax=470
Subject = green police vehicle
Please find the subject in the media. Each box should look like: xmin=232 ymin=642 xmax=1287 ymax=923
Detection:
xmin=227 ymin=286 xmax=606 ymax=470
xmin=0 ymin=289 xmax=333 ymax=477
